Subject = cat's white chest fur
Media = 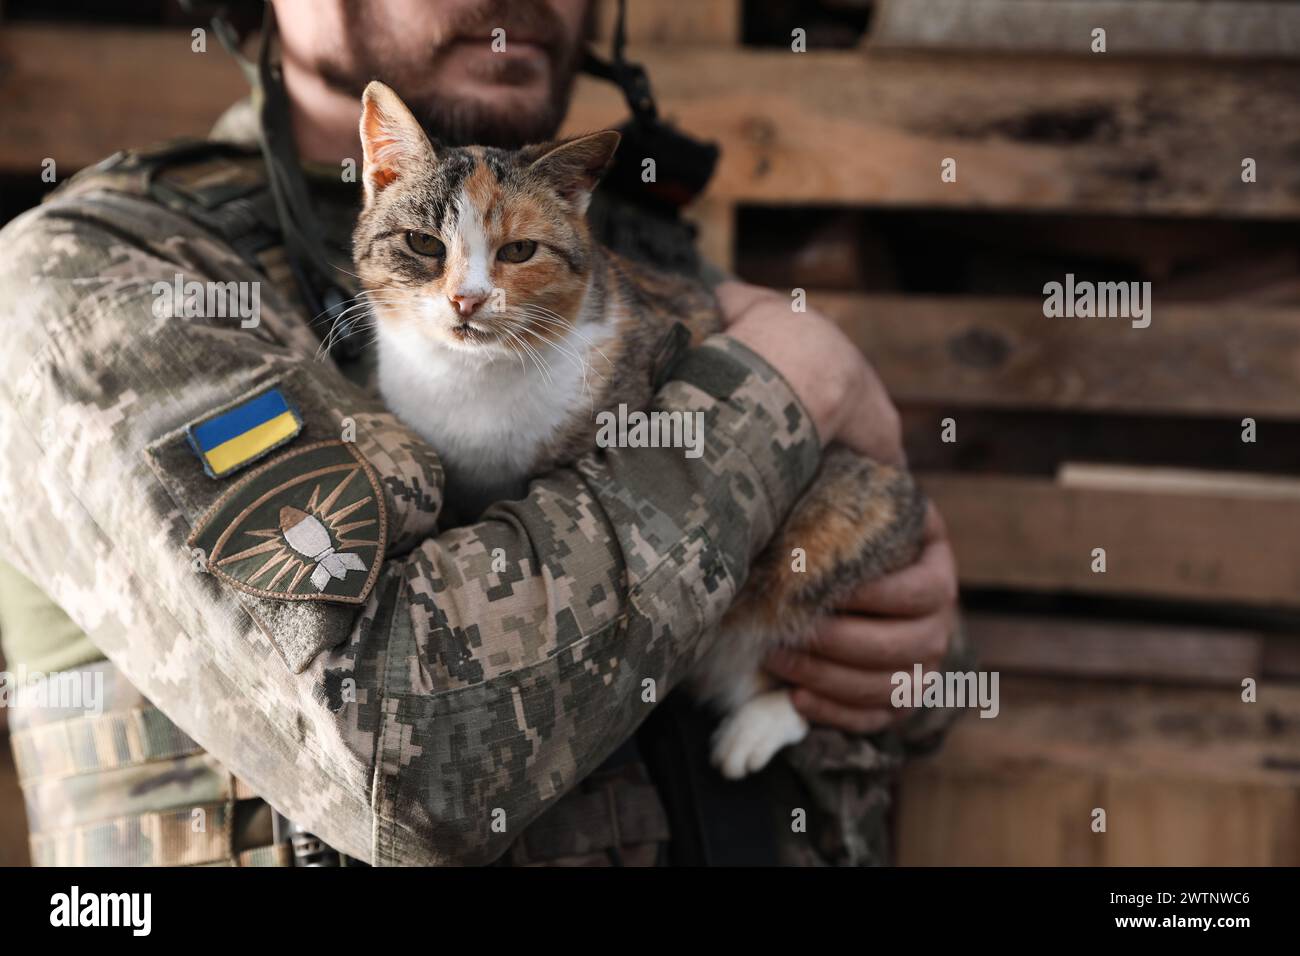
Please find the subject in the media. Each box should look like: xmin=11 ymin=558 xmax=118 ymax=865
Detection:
xmin=377 ymin=322 xmax=611 ymax=510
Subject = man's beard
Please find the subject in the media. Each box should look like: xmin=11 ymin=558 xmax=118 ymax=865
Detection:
xmin=318 ymin=0 xmax=588 ymax=148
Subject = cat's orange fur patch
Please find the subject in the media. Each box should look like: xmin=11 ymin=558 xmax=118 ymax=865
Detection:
xmin=463 ymin=158 xmax=501 ymax=218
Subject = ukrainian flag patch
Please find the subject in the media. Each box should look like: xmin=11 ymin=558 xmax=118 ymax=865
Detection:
xmin=187 ymin=387 xmax=303 ymax=479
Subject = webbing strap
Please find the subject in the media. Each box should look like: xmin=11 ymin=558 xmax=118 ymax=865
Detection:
xmin=10 ymin=707 xmax=203 ymax=783
xmin=510 ymin=773 xmax=670 ymax=864
xmin=28 ymin=802 xmax=235 ymax=867
xmin=234 ymin=843 xmax=294 ymax=867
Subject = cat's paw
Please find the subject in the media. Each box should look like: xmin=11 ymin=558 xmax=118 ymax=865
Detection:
xmin=711 ymin=689 xmax=810 ymax=780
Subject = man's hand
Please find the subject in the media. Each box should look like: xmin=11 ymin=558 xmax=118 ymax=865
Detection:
xmin=765 ymin=502 xmax=959 ymax=734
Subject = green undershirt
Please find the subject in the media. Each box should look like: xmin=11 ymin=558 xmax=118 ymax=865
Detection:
xmin=0 ymin=560 xmax=103 ymax=674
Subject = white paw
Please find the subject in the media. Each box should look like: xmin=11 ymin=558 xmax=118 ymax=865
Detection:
xmin=710 ymin=690 xmax=810 ymax=780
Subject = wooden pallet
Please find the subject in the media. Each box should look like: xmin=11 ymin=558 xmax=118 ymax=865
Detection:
xmin=0 ymin=1 xmax=1298 ymax=866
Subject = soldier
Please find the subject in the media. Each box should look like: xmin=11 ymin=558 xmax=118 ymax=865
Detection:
xmin=0 ymin=0 xmax=964 ymax=866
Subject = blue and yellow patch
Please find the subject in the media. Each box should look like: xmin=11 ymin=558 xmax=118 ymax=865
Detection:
xmin=187 ymin=387 xmax=303 ymax=479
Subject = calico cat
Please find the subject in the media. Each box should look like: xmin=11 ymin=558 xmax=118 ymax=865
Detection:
xmin=353 ymin=81 xmax=926 ymax=778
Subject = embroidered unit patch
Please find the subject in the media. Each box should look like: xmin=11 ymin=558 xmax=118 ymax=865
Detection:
xmin=186 ymin=387 xmax=303 ymax=478
xmin=186 ymin=441 xmax=387 ymax=604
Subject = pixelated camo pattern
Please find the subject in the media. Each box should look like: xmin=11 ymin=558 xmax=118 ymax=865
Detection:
xmin=0 ymin=145 xmax=872 ymax=865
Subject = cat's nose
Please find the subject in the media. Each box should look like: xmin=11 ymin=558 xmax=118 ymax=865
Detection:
xmin=449 ymin=293 xmax=486 ymax=317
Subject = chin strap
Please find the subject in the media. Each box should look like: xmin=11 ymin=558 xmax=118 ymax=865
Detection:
xmin=212 ymin=4 xmax=361 ymax=361
xmin=581 ymin=0 xmax=657 ymax=124
xmin=580 ymin=0 xmax=719 ymax=212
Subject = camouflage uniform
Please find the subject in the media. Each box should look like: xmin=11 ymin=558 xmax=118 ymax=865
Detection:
xmin=0 ymin=103 xmax=967 ymax=866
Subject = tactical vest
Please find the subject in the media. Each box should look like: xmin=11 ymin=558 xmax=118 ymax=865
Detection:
xmin=6 ymin=138 xmax=697 ymax=867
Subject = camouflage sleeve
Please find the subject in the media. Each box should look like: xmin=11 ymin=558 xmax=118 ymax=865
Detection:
xmin=0 ymin=190 xmax=820 ymax=865
xmin=772 ymin=616 xmax=975 ymax=866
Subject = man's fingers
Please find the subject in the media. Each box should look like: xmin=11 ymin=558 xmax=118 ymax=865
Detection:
xmin=788 ymin=689 xmax=894 ymax=735
xmin=766 ymin=647 xmax=896 ymax=706
xmin=796 ymin=611 xmax=952 ymax=671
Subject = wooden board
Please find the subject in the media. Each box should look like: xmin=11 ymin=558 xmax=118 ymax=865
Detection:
xmin=0 ymin=26 xmax=247 ymax=175
xmin=592 ymin=0 xmax=739 ymax=46
xmin=565 ymin=48 xmax=1300 ymax=217
xmin=815 ymin=293 xmax=1300 ymax=419
xmin=1059 ymin=462 xmax=1300 ymax=500
xmin=4 ymin=27 xmax=1299 ymax=217
xmin=899 ymin=761 xmax=1300 ymax=865
xmin=965 ymin=610 xmax=1269 ymax=686
xmin=1102 ymin=776 xmax=1300 ymax=866
xmin=921 ymin=472 xmax=1300 ymax=607
xmin=898 ymin=763 xmax=1104 ymax=865
xmin=898 ymin=674 xmax=1300 ymax=865
xmin=872 ymin=0 xmax=1300 ymax=58
xmin=898 ymin=406 xmax=1300 ymax=478
xmin=927 ymin=676 xmax=1300 ymax=785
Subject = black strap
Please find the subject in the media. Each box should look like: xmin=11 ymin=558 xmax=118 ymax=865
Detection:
xmin=636 ymin=692 xmax=782 ymax=866
xmin=581 ymin=0 xmax=719 ymax=212
xmin=212 ymin=5 xmax=359 ymax=360
xmin=581 ymin=0 xmax=657 ymax=124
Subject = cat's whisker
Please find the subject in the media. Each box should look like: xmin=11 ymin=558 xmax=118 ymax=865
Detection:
xmin=495 ymin=327 xmax=534 ymax=377
xmin=494 ymin=313 xmax=603 ymax=390
xmin=506 ymin=308 xmax=616 ymax=374
xmin=314 ymin=306 xmax=384 ymax=361
xmin=493 ymin=318 xmax=549 ymax=380
xmin=509 ymin=330 xmax=554 ymax=387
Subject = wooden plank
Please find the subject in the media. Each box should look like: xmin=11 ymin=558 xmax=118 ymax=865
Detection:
xmin=0 ymin=26 xmax=246 ymax=175
xmin=900 ymin=674 xmax=1300 ymax=865
xmin=921 ymin=472 xmax=1300 ymax=607
xmin=872 ymin=0 xmax=1300 ymax=58
xmin=4 ymin=27 xmax=1298 ymax=217
xmin=1060 ymin=463 xmax=1300 ymax=500
xmin=924 ymin=675 xmax=1300 ymax=786
xmin=592 ymin=0 xmax=739 ymax=46
xmin=966 ymin=610 xmax=1267 ymax=686
xmin=899 ymin=406 xmax=1300 ymax=479
xmin=815 ymin=293 xmax=1300 ymax=419
xmin=899 ymin=759 xmax=1300 ymax=865
xmin=898 ymin=763 xmax=1104 ymax=865
xmin=1264 ymin=638 xmax=1300 ymax=680
xmin=1102 ymin=776 xmax=1300 ymax=866
xmin=564 ymin=48 xmax=1300 ymax=217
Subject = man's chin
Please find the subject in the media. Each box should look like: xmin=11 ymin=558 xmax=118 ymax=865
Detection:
xmin=435 ymin=81 xmax=552 ymax=115
xmin=407 ymin=84 xmax=565 ymax=148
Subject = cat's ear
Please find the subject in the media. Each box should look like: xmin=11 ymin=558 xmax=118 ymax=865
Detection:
xmin=358 ymin=81 xmax=436 ymax=205
xmin=526 ymin=130 xmax=621 ymax=213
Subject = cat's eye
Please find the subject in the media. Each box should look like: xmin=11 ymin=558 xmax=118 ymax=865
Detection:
xmin=406 ymin=231 xmax=445 ymax=257
xmin=497 ymin=240 xmax=538 ymax=264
